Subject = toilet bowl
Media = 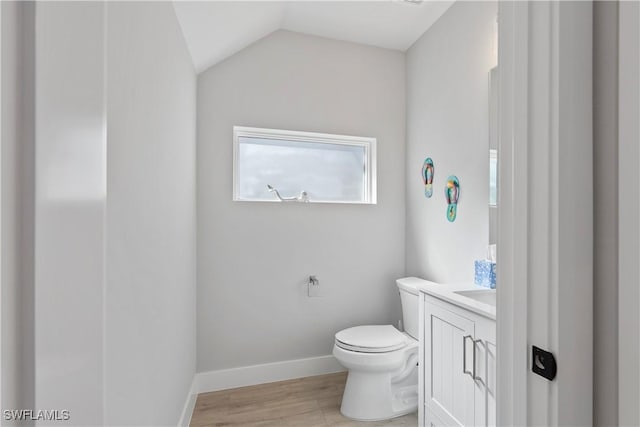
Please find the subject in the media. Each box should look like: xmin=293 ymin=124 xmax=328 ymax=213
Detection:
xmin=333 ymin=278 xmax=421 ymax=421
xmin=333 ymin=325 xmax=419 ymax=421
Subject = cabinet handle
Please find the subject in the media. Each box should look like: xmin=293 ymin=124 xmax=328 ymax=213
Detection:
xmin=473 ymin=339 xmax=485 ymax=384
xmin=463 ymin=335 xmax=473 ymax=377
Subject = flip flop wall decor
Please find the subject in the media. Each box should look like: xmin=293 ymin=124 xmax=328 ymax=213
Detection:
xmin=422 ymin=157 xmax=434 ymax=198
xmin=445 ymin=175 xmax=460 ymax=222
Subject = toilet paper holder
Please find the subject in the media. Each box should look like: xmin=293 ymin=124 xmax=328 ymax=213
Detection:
xmin=308 ymin=276 xmax=321 ymax=297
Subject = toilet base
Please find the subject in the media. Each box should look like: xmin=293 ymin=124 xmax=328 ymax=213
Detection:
xmin=339 ymin=368 xmax=418 ymax=421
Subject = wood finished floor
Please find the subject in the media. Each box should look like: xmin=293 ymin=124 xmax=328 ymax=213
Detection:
xmin=190 ymin=372 xmax=418 ymax=427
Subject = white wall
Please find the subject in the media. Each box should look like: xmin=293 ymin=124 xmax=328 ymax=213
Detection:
xmin=197 ymin=30 xmax=406 ymax=372
xmin=405 ymin=2 xmax=496 ymax=283
xmin=1 ymin=1 xmax=25 ymax=418
xmin=2 ymin=3 xmax=36 ymax=420
xmin=34 ymin=4 xmax=106 ymax=424
xmin=29 ymin=3 xmax=196 ymax=425
xmin=105 ymin=3 xmax=196 ymax=425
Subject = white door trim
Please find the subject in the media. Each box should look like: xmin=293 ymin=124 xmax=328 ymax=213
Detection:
xmin=496 ymin=2 xmax=528 ymax=424
xmin=497 ymin=2 xmax=593 ymax=425
xmin=0 ymin=1 xmax=3 ymax=409
xmin=618 ymin=2 xmax=640 ymax=425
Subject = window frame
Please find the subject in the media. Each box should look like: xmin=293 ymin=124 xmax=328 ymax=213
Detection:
xmin=232 ymin=126 xmax=377 ymax=204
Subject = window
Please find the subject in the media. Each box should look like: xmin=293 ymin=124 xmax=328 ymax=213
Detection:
xmin=233 ymin=126 xmax=377 ymax=204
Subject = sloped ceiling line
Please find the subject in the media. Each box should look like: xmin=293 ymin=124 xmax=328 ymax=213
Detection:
xmin=172 ymin=1 xmax=454 ymax=74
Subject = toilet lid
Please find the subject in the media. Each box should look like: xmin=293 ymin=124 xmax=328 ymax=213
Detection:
xmin=335 ymin=325 xmax=408 ymax=353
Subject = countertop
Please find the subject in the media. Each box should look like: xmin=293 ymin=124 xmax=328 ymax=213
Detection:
xmin=405 ymin=277 xmax=496 ymax=320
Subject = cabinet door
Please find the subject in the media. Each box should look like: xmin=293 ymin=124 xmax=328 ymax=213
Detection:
xmin=424 ymin=302 xmax=476 ymax=427
xmin=474 ymin=318 xmax=497 ymax=427
xmin=485 ymin=339 xmax=496 ymax=426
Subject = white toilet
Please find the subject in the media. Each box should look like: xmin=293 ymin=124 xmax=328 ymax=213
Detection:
xmin=332 ymin=277 xmax=420 ymax=421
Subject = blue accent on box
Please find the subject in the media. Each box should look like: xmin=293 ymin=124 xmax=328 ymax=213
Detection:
xmin=474 ymin=260 xmax=496 ymax=289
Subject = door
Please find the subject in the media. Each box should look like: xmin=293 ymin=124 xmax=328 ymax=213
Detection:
xmin=424 ymin=301 xmax=475 ymax=427
xmin=497 ymin=1 xmax=594 ymax=425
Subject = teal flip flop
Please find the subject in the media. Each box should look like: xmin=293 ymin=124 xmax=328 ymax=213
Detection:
xmin=445 ymin=175 xmax=460 ymax=222
xmin=422 ymin=158 xmax=434 ymax=198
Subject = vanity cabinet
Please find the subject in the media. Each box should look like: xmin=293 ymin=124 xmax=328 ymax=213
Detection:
xmin=419 ymin=293 xmax=496 ymax=427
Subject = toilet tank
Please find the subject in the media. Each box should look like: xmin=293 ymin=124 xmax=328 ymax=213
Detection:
xmin=396 ymin=277 xmax=422 ymax=339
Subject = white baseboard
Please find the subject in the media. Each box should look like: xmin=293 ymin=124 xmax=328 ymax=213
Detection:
xmin=194 ymin=355 xmax=345 ymax=394
xmin=178 ymin=376 xmax=197 ymax=427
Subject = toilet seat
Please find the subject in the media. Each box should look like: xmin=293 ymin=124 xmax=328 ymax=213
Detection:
xmin=335 ymin=325 xmax=408 ymax=353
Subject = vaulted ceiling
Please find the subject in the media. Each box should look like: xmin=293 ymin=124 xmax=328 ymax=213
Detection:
xmin=172 ymin=1 xmax=455 ymax=73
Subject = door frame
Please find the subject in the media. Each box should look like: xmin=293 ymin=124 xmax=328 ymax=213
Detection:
xmin=497 ymin=2 xmax=593 ymax=425
xmin=618 ymin=1 xmax=640 ymax=424
xmin=0 ymin=1 xmax=3 ymax=409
